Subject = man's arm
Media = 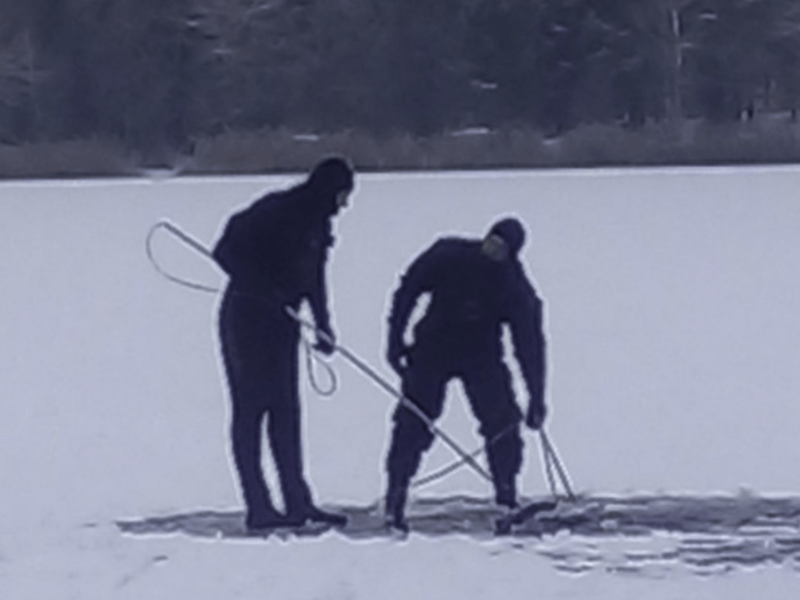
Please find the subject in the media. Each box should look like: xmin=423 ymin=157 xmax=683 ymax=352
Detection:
xmin=386 ymin=240 xmax=443 ymax=372
xmin=507 ymin=263 xmax=548 ymax=429
xmin=305 ymin=220 xmax=336 ymax=353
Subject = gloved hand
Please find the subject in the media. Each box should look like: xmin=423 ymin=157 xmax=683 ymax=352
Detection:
xmin=387 ymin=337 xmax=410 ymax=375
xmin=525 ymin=401 xmax=547 ymax=431
xmin=314 ymin=324 xmax=336 ymax=356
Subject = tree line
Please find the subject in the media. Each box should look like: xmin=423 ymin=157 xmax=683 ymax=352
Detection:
xmin=1 ymin=0 xmax=800 ymax=161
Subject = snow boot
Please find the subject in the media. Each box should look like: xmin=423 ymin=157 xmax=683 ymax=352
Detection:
xmin=285 ymin=504 xmax=348 ymax=527
xmin=245 ymin=505 xmax=289 ymax=531
xmin=494 ymin=481 xmax=518 ymax=510
xmin=384 ymin=487 xmax=409 ymax=533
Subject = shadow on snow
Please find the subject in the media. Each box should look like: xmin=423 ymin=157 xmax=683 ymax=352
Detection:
xmin=117 ymin=494 xmax=800 ymax=576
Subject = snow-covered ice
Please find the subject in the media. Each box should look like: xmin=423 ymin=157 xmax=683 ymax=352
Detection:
xmin=2 ymin=166 xmax=800 ymax=598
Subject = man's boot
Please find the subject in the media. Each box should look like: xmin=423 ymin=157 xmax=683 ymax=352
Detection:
xmin=287 ymin=504 xmax=348 ymax=527
xmin=284 ymin=488 xmax=348 ymax=527
xmin=384 ymin=486 xmax=409 ymax=533
xmin=282 ymin=477 xmax=348 ymax=527
xmin=494 ymin=479 xmax=518 ymax=510
xmin=245 ymin=504 xmax=288 ymax=531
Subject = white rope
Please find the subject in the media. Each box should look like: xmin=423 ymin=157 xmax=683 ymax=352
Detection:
xmin=411 ymin=421 xmax=518 ymax=489
xmin=145 ymin=220 xmax=220 ymax=293
xmin=145 ymin=219 xmax=337 ymax=397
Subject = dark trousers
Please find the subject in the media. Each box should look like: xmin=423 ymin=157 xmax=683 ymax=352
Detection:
xmin=219 ymin=291 xmax=313 ymax=516
xmin=385 ymin=342 xmax=523 ymax=506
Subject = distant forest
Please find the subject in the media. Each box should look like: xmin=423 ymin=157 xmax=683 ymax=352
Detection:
xmin=2 ymin=0 xmax=800 ymax=170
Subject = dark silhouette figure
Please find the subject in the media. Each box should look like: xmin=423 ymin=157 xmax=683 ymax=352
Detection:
xmin=212 ymin=157 xmax=355 ymax=530
xmin=383 ymin=217 xmax=548 ymax=532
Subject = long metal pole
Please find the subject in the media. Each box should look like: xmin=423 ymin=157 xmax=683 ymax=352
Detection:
xmin=285 ymin=306 xmax=494 ymax=483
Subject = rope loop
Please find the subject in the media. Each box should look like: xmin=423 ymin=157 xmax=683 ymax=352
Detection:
xmin=147 ymin=219 xmax=339 ymax=398
xmin=146 ymin=221 xmax=220 ymax=293
xmin=301 ymin=336 xmax=338 ymax=397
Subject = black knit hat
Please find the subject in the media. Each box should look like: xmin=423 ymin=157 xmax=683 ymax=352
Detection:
xmin=307 ymin=156 xmax=354 ymax=193
xmin=488 ymin=217 xmax=526 ymax=255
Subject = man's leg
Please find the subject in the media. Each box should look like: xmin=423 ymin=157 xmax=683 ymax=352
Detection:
xmin=230 ymin=404 xmax=285 ymax=528
xmin=462 ymin=359 xmax=524 ymax=509
xmin=267 ymin=404 xmax=346 ymax=526
xmin=219 ymin=292 xmax=284 ymax=529
xmin=266 ymin=324 xmax=346 ymax=526
xmin=384 ymin=352 xmax=449 ymax=530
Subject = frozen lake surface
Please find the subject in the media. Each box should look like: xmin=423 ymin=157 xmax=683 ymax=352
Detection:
xmin=2 ymin=166 xmax=800 ymax=597
xmin=118 ymin=493 xmax=800 ymax=576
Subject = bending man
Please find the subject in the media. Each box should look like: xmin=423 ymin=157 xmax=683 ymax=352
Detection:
xmin=384 ymin=217 xmax=548 ymax=531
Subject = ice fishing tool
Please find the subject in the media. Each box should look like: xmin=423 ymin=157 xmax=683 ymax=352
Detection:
xmin=145 ymin=219 xmax=337 ymax=397
xmin=292 ymin=302 xmax=571 ymax=498
xmin=494 ymin=428 xmax=576 ymax=535
xmin=540 ymin=428 xmax=575 ymax=500
xmin=286 ymin=306 xmax=494 ymax=484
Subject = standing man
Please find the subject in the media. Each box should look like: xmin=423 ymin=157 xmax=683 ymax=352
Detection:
xmin=213 ymin=157 xmax=354 ymax=530
xmin=383 ymin=217 xmax=548 ymax=532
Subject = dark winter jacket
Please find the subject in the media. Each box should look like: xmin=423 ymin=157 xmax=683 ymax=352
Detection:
xmin=212 ymin=184 xmax=337 ymax=328
xmin=388 ymin=237 xmax=546 ymax=399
